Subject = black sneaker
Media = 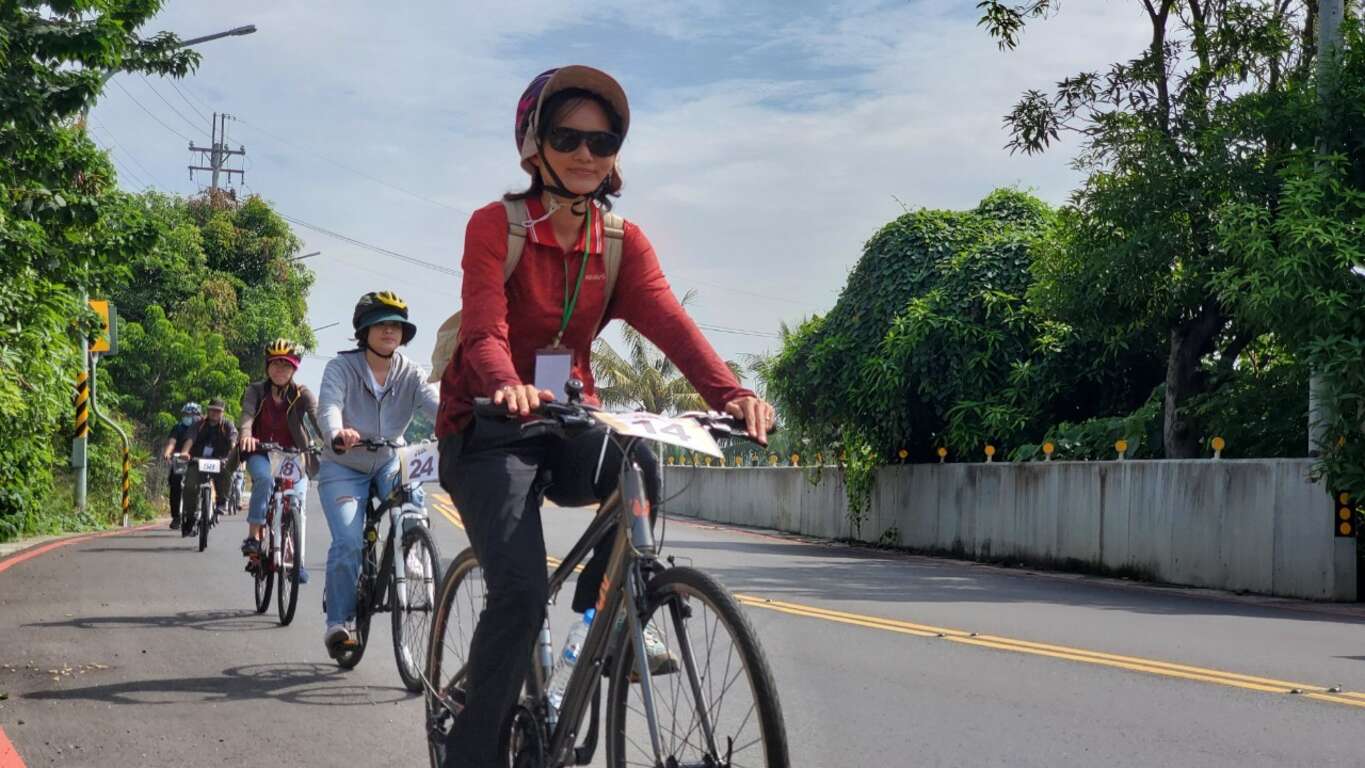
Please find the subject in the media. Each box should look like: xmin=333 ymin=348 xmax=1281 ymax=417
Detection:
xmin=168 ymin=518 xmax=180 ymax=530
xmin=241 ymin=538 xmax=260 ymax=557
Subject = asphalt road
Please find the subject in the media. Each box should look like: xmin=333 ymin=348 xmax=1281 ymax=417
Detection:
xmin=2 ymin=486 xmax=1364 ymax=767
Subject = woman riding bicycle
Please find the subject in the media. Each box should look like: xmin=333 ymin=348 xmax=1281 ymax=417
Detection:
xmin=433 ymin=65 xmax=774 ymax=768
xmin=238 ymin=339 xmax=324 ymax=578
xmin=318 ymin=291 xmax=439 ymax=657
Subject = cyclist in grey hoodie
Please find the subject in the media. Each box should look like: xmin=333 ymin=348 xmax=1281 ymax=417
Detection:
xmin=317 ymin=291 xmax=439 ymax=656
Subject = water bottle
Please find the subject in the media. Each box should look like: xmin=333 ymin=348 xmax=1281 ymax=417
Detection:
xmin=547 ymin=608 xmax=595 ymax=719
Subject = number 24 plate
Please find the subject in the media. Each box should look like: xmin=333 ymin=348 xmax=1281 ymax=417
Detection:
xmin=399 ymin=442 xmax=440 ymax=485
xmin=593 ymin=412 xmax=723 ymax=458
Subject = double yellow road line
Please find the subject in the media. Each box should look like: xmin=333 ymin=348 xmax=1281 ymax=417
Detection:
xmin=426 ymin=492 xmax=1365 ymax=711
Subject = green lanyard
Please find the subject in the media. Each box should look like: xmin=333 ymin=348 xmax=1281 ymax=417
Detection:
xmin=553 ymin=204 xmax=593 ymax=347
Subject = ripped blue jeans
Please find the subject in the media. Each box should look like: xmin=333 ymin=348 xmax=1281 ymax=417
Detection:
xmin=318 ymin=458 xmax=422 ymax=626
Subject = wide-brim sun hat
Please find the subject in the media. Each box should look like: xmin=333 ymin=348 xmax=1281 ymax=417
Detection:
xmin=516 ymin=66 xmax=630 ymax=174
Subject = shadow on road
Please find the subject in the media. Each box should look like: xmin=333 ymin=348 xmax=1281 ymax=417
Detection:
xmin=26 ymin=608 xmax=278 ymax=633
xmin=23 ymin=662 xmax=413 ymax=707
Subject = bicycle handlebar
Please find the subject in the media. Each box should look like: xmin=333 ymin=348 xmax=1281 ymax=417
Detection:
xmin=256 ymin=442 xmax=321 ymax=456
xmin=471 ymin=398 xmax=776 ymax=444
xmin=330 ymin=436 xmax=405 ymax=454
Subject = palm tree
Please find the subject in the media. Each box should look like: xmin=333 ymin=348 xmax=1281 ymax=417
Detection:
xmin=592 ymin=290 xmax=742 ymax=415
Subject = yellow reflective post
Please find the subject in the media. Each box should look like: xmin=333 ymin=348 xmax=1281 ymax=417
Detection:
xmin=1115 ymin=439 xmax=1129 ymax=460
xmin=936 ymin=446 xmax=947 ymax=463
xmin=1043 ymin=441 xmax=1055 ymax=461
xmin=984 ymin=444 xmax=996 ymax=463
xmin=1211 ymin=436 xmax=1226 ymax=459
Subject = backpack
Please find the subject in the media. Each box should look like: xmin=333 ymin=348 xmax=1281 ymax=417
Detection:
xmin=427 ymin=199 xmax=625 ymax=383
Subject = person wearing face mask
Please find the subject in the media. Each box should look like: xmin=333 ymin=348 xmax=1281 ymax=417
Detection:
xmin=162 ymin=402 xmax=202 ymax=529
xmin=317 ymin=291 xmax=439 ymax=657
xmin=238 ymin=339 xmax=324 ymax=578
xmin=178 ymin=398 xmax=238 ymax=536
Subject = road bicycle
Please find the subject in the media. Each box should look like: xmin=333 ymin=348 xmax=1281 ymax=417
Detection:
xmin=425 ymin=381 xmax=788 ymax=767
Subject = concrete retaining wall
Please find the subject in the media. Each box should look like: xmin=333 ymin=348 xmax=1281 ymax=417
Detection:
xmin=663 ymin=460 xmax=1357 ymax=601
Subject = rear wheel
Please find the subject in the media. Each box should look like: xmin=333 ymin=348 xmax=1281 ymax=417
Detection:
xmin=335 ymin=543 xmax=376 ymax=670
xmin=277 ymin=501 xmax=302 ymax=626
xmin=425 ymin=548 xmax=484 ymax=768
xmin=392 ymin=524 xmax=442 ymax=693
xmin=605 ymin=566 xmax=789 ymax=768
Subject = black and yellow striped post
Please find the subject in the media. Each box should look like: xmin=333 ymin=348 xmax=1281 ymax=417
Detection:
xmin=74 ymin=370 xmax=90 ymax=439
xmin=121 ymin=446 xmax=131 ymax=527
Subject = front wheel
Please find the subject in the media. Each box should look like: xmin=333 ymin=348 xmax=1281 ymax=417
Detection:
xmin=277 ymin=501 xmax=302 ymax=626
xmin=198 ymin=488 xmax=211 ymax=552
xmin=254 ymin=511 xmax=274 ymax=614
xmin=425 ymin=548 xmax=484 ymax=768
xmin=392 ymin=524 xmax=442 ymax=693
xmin=605 ymin=566 xmax=789 ymax=768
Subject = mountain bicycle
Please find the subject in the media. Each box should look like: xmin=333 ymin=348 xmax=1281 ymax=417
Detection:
xmin=326 ymin=437 xmax=443 ymax=693
xmin=424 ymin=382 xmax=788 ymax=768
xmin=248 ymin=443 xmax=318 ymax=625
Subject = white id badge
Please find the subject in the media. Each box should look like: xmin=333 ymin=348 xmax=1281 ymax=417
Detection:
xmin=534 ymin=347 xmax=573 ymax=398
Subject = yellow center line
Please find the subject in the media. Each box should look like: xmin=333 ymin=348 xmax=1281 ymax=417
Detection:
xmin=732 ymin=593 xmax=1365 ymax=710
xmin=423 ymin=496 xmax=1363 ymax=712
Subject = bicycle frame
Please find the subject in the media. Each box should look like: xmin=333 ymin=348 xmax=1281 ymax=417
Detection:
xmin=363 ymin=476 xmax=430 ymax=615
xmin=266 ymin=452 xmax=310 ymax=571
xmin=534 ymin=434 xmax=679 ymax=767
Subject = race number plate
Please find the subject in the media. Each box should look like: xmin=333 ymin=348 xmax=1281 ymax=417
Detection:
xmin=399 ymin=441 xmax=440 ymax=485
xmin=593 ymin=412 xmax=724 ymax=458
xmin=278 ymin=457 xmax=302 ymax=482
xmin=197 ymin=458 xmax=222 ymax=474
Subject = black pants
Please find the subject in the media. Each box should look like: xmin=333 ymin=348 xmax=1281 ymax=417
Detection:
xmin=168 ymin=472 xmax=184 ymax=522
xmin=438 ymin=419 xmax=659 ymax=768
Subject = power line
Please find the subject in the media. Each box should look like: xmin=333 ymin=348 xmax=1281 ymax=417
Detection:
xmin=234 ymin=117 xmax=471 ymax=216
xmin=140 ymin=75 xmax=209 ymax=137
xmin=91 ymin=118 xmax=164 ymax=187
xmin=694 ymin=321 xmax=782 ymax=339
xmin=164 ymin=77 xmax=210 ymax=124
xmin=279 ymin=213 xmax=461 ymax=277
xmin=671 ymin=271 xmax=828 ymax=310
xmin=111 ymin=79 xmax=195 ymax=144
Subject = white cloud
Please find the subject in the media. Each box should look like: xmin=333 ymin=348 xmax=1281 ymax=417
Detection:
xmin=93 ymin=0 xmax=1155 ymax=397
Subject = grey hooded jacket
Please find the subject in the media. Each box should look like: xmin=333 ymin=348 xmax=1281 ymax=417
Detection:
xmin=318 ymin=349 xmax=439 ymax=475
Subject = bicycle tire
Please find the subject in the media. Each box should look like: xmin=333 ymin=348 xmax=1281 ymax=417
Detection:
xmin=198 ymin=488 xmax=210 ymax=552
xmin=277 ymin=501 xmax=301 ymax=626
xmin=334 ymin=543 xmax=377 ymax=670
xmin=254 ymin=507 xmax=274 ymax=614
xmin=425 ymin=547 xmax=482 ymax=768
xmin=392 ymin=524 xmax=442 ymax=693
xmin=605 ymin=566 xmax=789 ymax=768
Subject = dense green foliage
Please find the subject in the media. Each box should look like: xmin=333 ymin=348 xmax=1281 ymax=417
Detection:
xmin=767 ymin=189 xmax=1155 ymax=464
xmin=0 ymin=3 xmax=313 ymax=541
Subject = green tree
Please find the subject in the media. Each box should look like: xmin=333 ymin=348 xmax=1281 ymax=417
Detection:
xmin=977 ymin=0 xmax=1325 ymax=457
xmin=0 ymin=1 xmax=196 ymax=537
xmin=592 ymin=291 xmax=744 ymax=415
xmin=107 ymin=305 xmax=249 ymax=433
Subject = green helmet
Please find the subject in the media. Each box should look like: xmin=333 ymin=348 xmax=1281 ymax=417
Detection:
xmin=352 ymin=291 xmax=416 ymax=346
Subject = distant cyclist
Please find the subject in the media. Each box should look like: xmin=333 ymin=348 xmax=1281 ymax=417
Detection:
xmin=238 ymin=339 xmax=323 ymax=579
xmin=178 ymin=398 xmax=238 ymax=536
xmin=318 ymin=291 xmax=439 ymax=657
xmin=161 ymin=402 xmax=202 ymax=530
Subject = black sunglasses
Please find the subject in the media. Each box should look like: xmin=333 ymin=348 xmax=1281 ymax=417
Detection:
xmin=545 ymin=126 xmax=622 ymax=157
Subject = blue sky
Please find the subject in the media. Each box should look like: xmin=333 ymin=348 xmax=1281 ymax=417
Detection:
xmin=91 ymin=0 xmax=1152 ymax=398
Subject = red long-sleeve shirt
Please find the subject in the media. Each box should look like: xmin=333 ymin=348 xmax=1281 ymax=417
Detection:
xmin=435 ymin=197 xmax=753 ymax=438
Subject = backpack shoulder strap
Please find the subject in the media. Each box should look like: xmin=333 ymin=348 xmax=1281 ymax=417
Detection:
xmin=602 ymin=211 xmax=626 ymax=300
xmin=502 ymin=199 xmax=529 ymax=281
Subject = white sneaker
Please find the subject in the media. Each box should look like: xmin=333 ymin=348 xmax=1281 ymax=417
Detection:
xmin=324 ymin=623 xmax=352 ymax=658
xmin=613 ymin=615 xmax=678 ymax=675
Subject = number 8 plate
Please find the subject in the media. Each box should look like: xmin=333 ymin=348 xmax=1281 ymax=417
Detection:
xmin=399 ymin=441 xmax=440 ymax=485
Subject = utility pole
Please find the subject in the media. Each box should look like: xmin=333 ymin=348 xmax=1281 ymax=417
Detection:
xmin=189 ymin=112 xmax=246 ymax=194
xmin=1308 ymin=0 xmax=1345 ymax=455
